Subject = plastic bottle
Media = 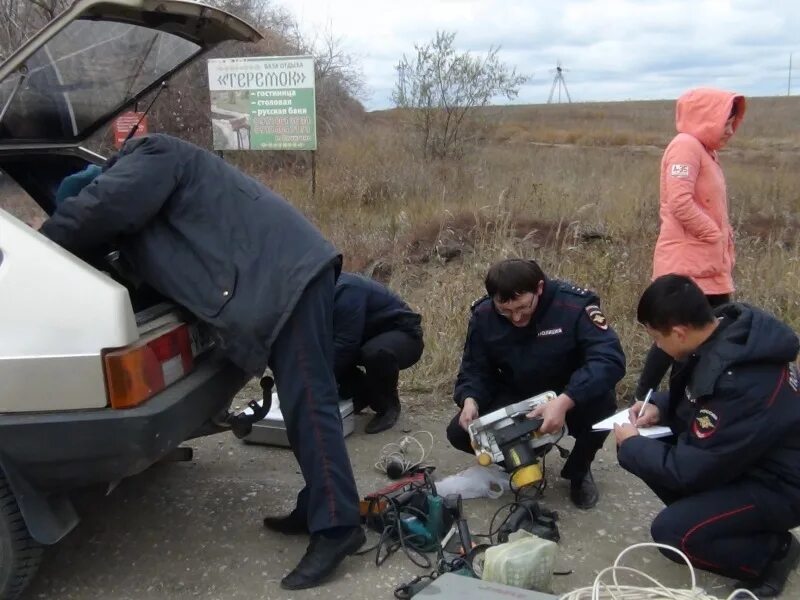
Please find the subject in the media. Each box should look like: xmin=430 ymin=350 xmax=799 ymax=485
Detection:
xmin=481 ymin=530 xmax=558 ymax=591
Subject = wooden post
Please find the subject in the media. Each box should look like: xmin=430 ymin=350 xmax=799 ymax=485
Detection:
xmin=311 ymin=150 xmax=317 ymax=199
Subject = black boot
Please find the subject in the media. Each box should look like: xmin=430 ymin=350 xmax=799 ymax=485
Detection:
xmin=263 ymin=507 xmax=309 ymax=535
xmin=567 ymin=469 xmax=599 ymax=510
xmin=737 ymin=533 xmax=800 ymax=598
xmin=365 ymin=400 xmax=400 ymax=434
xmin=280 ymin=526 xmax=366 ymax=590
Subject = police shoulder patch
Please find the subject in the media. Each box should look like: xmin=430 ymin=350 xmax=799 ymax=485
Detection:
xmin=585 ymin=304 xmax=608 ymax=330
xmin=692 ymin=408 xmax=719 ymax=439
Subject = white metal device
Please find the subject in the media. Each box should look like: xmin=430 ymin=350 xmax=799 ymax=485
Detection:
xmin=467 ymin=392 xmax=565 ymax=465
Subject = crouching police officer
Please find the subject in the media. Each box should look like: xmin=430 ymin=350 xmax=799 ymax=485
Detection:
xmin=448 ymin=259 xmax=626 ymax=509
xmin=615 ymin=275 xmax=800 ymax=598
xmin=333 ymin=272 xmax=424 ymax=434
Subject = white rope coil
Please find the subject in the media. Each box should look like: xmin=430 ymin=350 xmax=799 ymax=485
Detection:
xmin=559 ymin=543 xmax=759 ymax=600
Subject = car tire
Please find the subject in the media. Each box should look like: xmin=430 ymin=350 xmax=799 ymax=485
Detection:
xmin=0 ymin=471 xmax=43 ymax=600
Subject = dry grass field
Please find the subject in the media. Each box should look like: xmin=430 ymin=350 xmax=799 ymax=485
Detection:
xmin=272 ymin=97 xmax=800 ymax=398
xmin=2 ymin=96 xmax=798 ymax=401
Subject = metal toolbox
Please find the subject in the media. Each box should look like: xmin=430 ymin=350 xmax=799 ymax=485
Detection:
xmin=243 ymin=393 xmax=355 ymax=447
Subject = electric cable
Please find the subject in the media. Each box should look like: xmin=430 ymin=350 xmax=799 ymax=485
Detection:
xmin=558 ymin=543 xmax=760 ymax=600
xmin=375 ymin=431 xmax=434 ymax=477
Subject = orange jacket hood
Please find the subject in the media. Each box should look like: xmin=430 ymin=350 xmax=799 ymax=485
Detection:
xmin=675 ymin=88 xmax=746 ymax=150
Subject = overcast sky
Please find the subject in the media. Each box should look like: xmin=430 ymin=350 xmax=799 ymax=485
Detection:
xmin=275 ymin=0 xmax=799 ymax=110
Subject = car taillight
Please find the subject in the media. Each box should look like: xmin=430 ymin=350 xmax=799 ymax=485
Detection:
xmin=103 ymin=323 xmax=194 ymax=409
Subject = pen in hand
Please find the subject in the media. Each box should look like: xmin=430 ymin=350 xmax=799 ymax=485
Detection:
xmin=637 ymin=388 xmax=654 ymax=420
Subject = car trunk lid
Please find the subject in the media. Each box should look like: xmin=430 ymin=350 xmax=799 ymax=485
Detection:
xmin=0 ymin=0 xmax=261 ymax=145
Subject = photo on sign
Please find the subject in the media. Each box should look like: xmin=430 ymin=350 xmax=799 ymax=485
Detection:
xmin=210 ymin=90 xmax=251 ymax=150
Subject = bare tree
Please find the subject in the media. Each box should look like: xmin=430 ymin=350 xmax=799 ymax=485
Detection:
xmin=0 ymin=0 xmax=69 ymax=61
xmin=393 ymin=31 xmax=527 ymax=159
xmin=300 ymin=23 xmax=365 ymax=135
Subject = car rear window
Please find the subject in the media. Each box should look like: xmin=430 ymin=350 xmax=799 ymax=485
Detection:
xmin=0 ymin=19 xmax=199 ymax=143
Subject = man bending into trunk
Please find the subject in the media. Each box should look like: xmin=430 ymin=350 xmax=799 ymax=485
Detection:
xmin=41 ymin=134 xmax=363 ymax=590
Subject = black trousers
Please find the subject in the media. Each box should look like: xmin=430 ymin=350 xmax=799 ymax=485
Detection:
xmin=644 ymin=477 xmax=800 ymax=580
xmin=337 ymin=330 xmax=424 ymax=414
xmin=445 ymin=392 xmax=615 ymax=479
xmin=634 ymin=293 xmax=731 ymax=399
xmin=268 ymin=265 xmax=360 ymax=533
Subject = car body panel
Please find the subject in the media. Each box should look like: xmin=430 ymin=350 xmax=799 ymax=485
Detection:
xmin=0 ymin=355 xmax=249 ymax=543
xmin=0 ymin=211 xmax=138 ymax=411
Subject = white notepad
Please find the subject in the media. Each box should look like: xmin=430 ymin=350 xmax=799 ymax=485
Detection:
xmin=592 ymin=409 xmax=673 ymax=438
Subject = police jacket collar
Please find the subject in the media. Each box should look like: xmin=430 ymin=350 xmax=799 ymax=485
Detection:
xmin=533 ymin=277 xmax=558 ymax=325
xmin=688 ymin=303 xmax=799 ymax=399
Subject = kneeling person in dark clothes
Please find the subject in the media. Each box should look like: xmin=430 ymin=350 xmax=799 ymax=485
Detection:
xmin=448 ymin=259 xmax=626 ymax=509
xmin=334 ymin=273 xmax=424 ymax=434
xmin=615 ymin=275 xmax=800 ymax=598
xmin=40 ymin=134 xmax=363 ymax=590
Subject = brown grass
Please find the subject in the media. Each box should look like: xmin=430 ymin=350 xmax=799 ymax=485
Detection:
xmin=2 ymin=97 xmax=799 ymax=403
xmin=273 ymin=97 xmax=800 ymax=399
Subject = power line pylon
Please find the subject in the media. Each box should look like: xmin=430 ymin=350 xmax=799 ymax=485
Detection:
xmin=547 ymin=61 xmax=572 ymax=104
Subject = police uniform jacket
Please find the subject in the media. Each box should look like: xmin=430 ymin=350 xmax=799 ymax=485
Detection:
xmin=333 ymin=273 xmax=422 ymax=377
xmin=41 ymin=134 xmax=340 ymax=377
xmin=453 ymin=278 xmax=626 ymax=411
xmin=618 ymin=303 xmax=800 ymax=499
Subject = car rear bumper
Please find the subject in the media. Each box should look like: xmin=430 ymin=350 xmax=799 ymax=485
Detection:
xmin=0 ymin=355 xmax=250 ymax=492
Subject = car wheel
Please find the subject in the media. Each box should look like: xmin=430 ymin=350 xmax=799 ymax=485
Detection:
xmin=0 ymin=471 xmax=43 ymax=600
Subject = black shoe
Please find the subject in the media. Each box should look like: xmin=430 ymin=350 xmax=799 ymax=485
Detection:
xmin=280 ymin=526 xmax=366 ymax=590
xmin=263 ymin=508 xmax=309 ymax=535
xmin=365 ymin=405 xmax=400 ymax=434
xmin=569 ymin=470 xmax=599 ymax=510
xmin=737 ymin=533 xmax=800 ymax=598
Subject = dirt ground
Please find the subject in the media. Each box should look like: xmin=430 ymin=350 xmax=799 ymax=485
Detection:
xmin=23 ymin=400 xmax=798 ymax=600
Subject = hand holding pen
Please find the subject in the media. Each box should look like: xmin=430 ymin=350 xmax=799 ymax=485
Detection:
xmin=629 ymin=388 xmax=661 ymax=428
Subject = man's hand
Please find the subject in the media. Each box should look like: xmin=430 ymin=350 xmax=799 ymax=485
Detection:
xmin=458 ymin=398 xmax=480 ymax=431
xmin=527 ymin=393 xmax=574 ymax=434
xmin=614 ymin=422 xmax=639 ymax=445
xmin=628 ymin=401 xmax=661 ymax=428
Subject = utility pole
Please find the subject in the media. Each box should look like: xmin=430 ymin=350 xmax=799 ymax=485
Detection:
xmin=547 ymin=61 xmax=572 ymax=104
xmin=789 ymin=53 xmax=793 ymax=96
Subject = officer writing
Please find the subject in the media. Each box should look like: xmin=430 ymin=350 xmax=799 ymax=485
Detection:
xmin=448 ymin=259 xmax=626 ymax=508
xmin=615 ymin=274 xmax=800 ymax=598
xmin=333 ymin=272 xmax=424 ymax=434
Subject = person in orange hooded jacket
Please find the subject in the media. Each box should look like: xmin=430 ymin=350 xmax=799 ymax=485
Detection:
xmin=634 ymin=89 xmax=746 ymax=401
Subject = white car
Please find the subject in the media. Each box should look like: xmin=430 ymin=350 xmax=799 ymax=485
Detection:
xmin=0 ymin=2 xmax=261 ymax=598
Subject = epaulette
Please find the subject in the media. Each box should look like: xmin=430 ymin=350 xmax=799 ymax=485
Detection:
xmin=561 ymin=282 xmax=593 ymax=298
xmin=470 ymin=295 xmax=490 ymax=312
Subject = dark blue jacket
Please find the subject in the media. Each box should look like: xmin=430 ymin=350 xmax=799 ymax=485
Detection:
xmin=41 ymin=134 xmax=340 ymax=377
xmin=453 ymin=279 xmax=626 ymax=410
xmin=333 ymin=273 xmax=422 ymax=376
xmin=619 ymin=303 xmax=800 ymax=499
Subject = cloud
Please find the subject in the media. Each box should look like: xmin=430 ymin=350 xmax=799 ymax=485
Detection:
xmin=276 ymin=0 xmax=800 ymax=109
